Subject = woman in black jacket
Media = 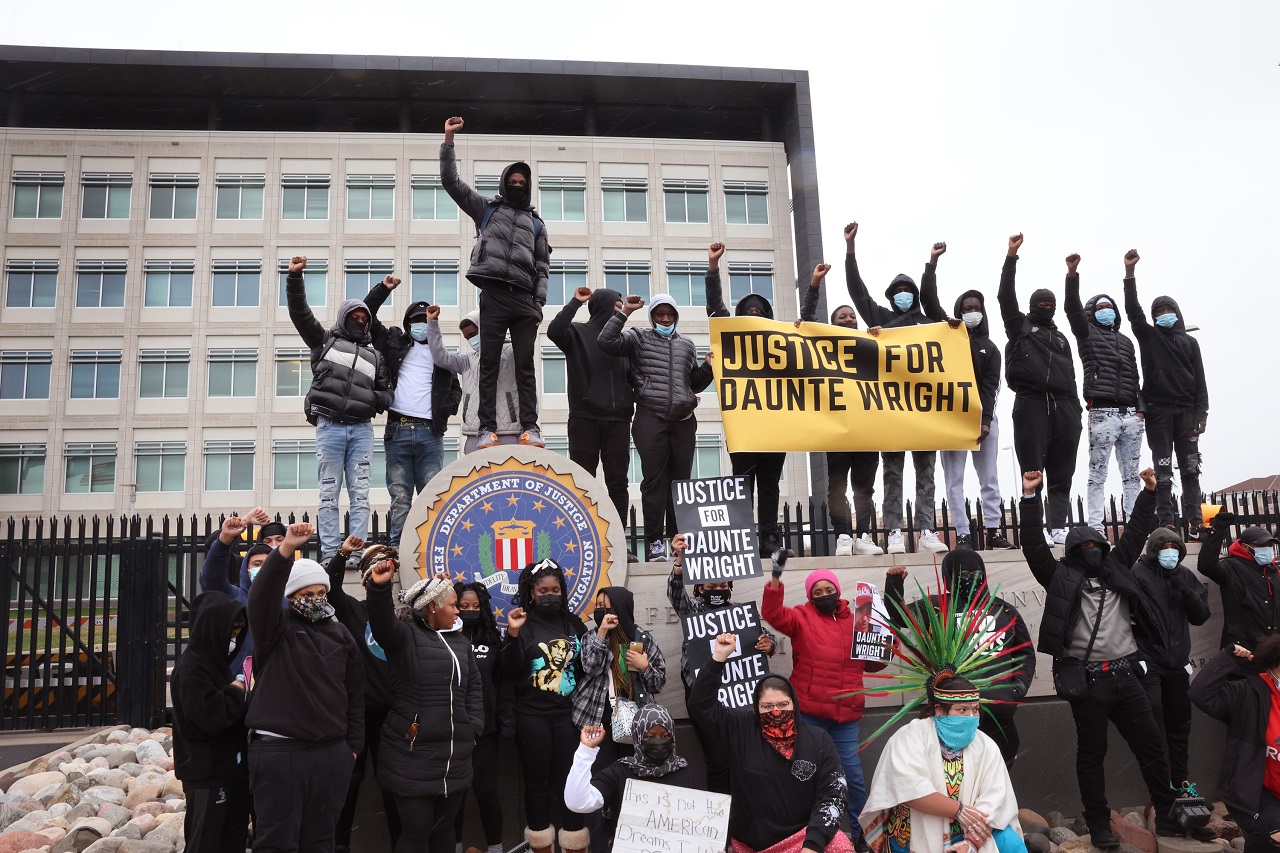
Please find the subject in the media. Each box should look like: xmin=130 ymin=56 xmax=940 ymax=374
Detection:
xmin=1189 ymin=636 xmax=1280 ymax=853
xmin=364 ymin=560 xmax=484 ymax=853
xmin=454 ymin=580 xmax=507 ymax=853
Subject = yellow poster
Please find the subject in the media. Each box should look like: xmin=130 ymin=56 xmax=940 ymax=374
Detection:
xmin=710 ymin=317 xmax=983 ymax=453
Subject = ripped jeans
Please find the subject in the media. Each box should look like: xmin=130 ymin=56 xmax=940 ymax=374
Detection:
xmin=1086 ymin=408 xmax=1145 ymax=528
xmin=315 ymin=417 xmax=373 ymax=558
xmin=1144 ymin=406 xmax=1203 ymax=529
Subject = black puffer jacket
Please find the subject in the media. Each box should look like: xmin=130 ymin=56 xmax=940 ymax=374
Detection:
xmin=1124 ymin=280 xmax=1209 ymax=420
xmin=1130 ymin=528 xmax=1211 ymax=671
xmin=845 ymin=253 xmax=934 ymax=328
xmin=1189 ymin=649 xmax=1274 ymax=822
xmin=546 ymin=288 xmax=635 ymax=422
xmin=366 ymin=582 xmax=484 ymax=798
xmin=997 ymin=255 xmax=1078 ymax=397
xmin=362 ymin=286 xmax=462 ymax=435
xmin=1064 ymin=277 xmax=1143 ymax=410
xmin=920 ymin=281 xmax=1002 ymax=429
xmin=705 ymin=266 xmax=774 ymax=319
xmin=597 ymin=298 xmax=714 ymax=422
xmin=440 ymin=145 xmax=550 ymax=302
xmin=288 ymin=278 xmax=393 ymax=424
xmin=1198 ymin=524 xmax=1280 ymax=651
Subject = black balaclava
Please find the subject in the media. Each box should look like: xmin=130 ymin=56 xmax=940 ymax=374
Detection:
xmin=588 ymin=288 xmax=622 ymax=327
xmin=1028 ymin=288 xmax=1057 ymax=326
xmin=501 ymin=162 xmax=533 ymax=209
xmin=940 ymin=549 xmax=988 ymax=601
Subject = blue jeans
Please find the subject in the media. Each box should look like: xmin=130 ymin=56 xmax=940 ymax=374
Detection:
xmin=315 ymin=417 xmax=373 ymax=558
xmin=800 ymin=713 xmax=866 ymax=835
xmin=384 ymin=420 xmax=444 ymax=546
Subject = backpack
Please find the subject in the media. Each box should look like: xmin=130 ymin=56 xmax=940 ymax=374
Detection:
xmin=478 ymin=201 xmax=544 ymax=240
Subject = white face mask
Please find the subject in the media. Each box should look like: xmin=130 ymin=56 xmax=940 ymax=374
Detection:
xmin=962 ymin=312 xmax=984 ymax=329
xmin=228 ymin=638 xmax=238 ymax=655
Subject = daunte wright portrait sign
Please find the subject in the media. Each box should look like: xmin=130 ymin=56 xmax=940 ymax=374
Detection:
xmin=710 ymin=317 xmax=982 ymax=452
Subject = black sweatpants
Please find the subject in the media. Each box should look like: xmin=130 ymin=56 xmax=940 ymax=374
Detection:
xmin=826 ymin=452 xmax=879 ymax=538
xmin=730 ymin=451 xmax=786 ymax=544
xmin=454 ymin=732 xmax=503 ymax=847
xmin=515 ymin=711 xmax=585 ymax=833
xmin=632 ymin=407 xmax=696 ymax=546
xmin=478 ymin=285 xmax=541 ymax=433
xmin=336 ymin=704 xmax=399 ymax=849
xmin=1138 ymin=665 xmax=1193 ymax=789
xmin=248 ymin=737 xmax=352 ymax=853
xmin=396 ymin=792 xmax=464 ymax=853
xmin=685 ymin=684 xmax=730 ymax=793
xmin=1012 ymin=393 xmax=1083 ymax=530
xmin=568 ymin=415 xmax=632 ymax=527
xmin=184 ymin=782 xmax=250 ymax=853
xmin=1145 ymin=406 xmax=1203 ymax=529
xmin=978 ymin=706 xmax=1021 ymax=768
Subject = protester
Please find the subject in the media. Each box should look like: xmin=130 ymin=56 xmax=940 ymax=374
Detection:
xmin=859 ymin=677 xmax=1025 ymax=853
xmin=440 ymin=115 xmax=548 ymax=448
xmin=1019 ymin=469 xmax=1212 ymax=846
xmin=363 ymin=558 xmax=484 ymax=853
xmin=199 ymin=510 xmax=272 ymax=676
xmin=1130 ymin=528 xmax=1211 ymax=791
xmin=256 ymin=520 xmax=286 ymax=549
xmin=503 ymin=559 xmax=591 ymax=853
xmin=362 ymin=279 xmax=463 ymax=546
xmin=454 ymin=581 xmax=508 ymax=853
xmin=997 ymin=235 xmax=1081 ymax=546
xmin=170 ymin=591 xmax=249 ymax=853
xmin=1064 ymin=254 xmax=1146 ymax=532
xmin=425 ymin=308 xmax=523 ymax=453
xmin=1123 ymin=250 xmax=1210 ymax=533
xmin=690 ymin=634 xmax=852 ymax=853
xmin=1197 ymin=511 xmax=1280 ymax=658
xmin=799 ymin=263 xmax=882 ymax=557
xmin=762 ymin=563 xmax=884 ymax=841
xmin=597 ymin=294 xmax=714 ymax=561
xmin=245 ymin=522 xmax=365 ymax=853
xmin=287 ymin=256 xmax=393 ymax=560
xmin=547 ymin=285 xmax=635 ymax=535
xmin=667 ymin=532 xmax=775 ymax=792
xmin=1188 ymin=637 xmax=1280 ymax=853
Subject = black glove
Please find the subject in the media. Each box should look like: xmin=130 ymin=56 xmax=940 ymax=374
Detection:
xmin=771 ymin=548 xmax=793 ymax=579
xmin=1210 ymin=510 xmax=1235 ymax=533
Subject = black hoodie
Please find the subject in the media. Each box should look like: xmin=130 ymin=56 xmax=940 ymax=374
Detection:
xmin=363 ymin=288 xmax=463 ymax=435
xmin=1123 ymin=278 xmax=1208 ymax=420
xmin=996 ymin=255 xmax=1078 ymax=397
xmin=546 ymin=288 xmax=635 ymax=421
xmin=845 ymin=252 xmax=934 ymax=328
xmin=1130 ymin=528 xmax=1210 ymax=671
xmin=920 ymin=281 xmax=1002 ymax=429
xmin=705 ymin=266 xmax=775 ymax=320
xmin=170 ymin=591 xmax=249 ymax=787
xmin=1064 ymin=277 xmax=1143 ymax=410
xmin=324 ymin=552 xmax=394 ymax=710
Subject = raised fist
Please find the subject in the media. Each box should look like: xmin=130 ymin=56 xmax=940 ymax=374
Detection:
xmin=220 ymin=515 xmax=247 ymax=543
xmin=931 ymin=242 xmax=947 ymax=260
xmin=844 ymin=222 xmax=859 ymax=244
xmin=622 ymin=295 xmax=645 ymax=315
xmin=283 ymin=522 xmax=315 ymax=552
xmin=1021 ymin=470 xmax=1043 ymax=495
xmin=708 ymin=243 xmax=726 ymax=263
xmin=1124 ymin=249 xmax=1140 ymax=270
xmin=366 ymin=559 xmax=396 ymax=585
xmin=507 ymin=606 xmax=527 ymax=635
xmin=1139 ymin=467 xmax=1157 ymax=491
xmin=811 ymin=264 xmax=831 ymax=287
xmin=712 ymin=633 xmax=737 ymax=662
xmin=1065 ymin=253 xmax=1081 ymax=274
xmin=444 ymin=116 xmax=464 ymax=136
xmin=289 ymin=256 xmax=307 ymax=274
xmin=580 ymin=725 xmax=606 ymax=748
xmin=383 ymin=275 xmax=401 ymax=291
xmin=425 ymin=305 xmax=441 ymax=321
xmin=1008 ymin=233 xmax=1024 ymax=255
xmin=597 ymin=612 xmax=620 ymax=636
xmin=574 ymin=286 xmax=592 ymax=303
xmin=245 ymin=506 xmax=271 ymax=526
xmin=341 ymin=535 xmax=365 ymax=554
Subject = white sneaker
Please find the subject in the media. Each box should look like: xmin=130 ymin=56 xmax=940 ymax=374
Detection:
xmin=835 ymin=534 xmax=854 ymax=557
xmin=1051 ymin=528 xmax=1069 ymax=546
xmin=855 ymin=534 xmax=884 ymax=556
xmin=1043 ymin=529 xmax=1055 ymax=547
xmin=919 ymin=529 xmax=949 ymax=553
xmin=886 ymin=529 xmax=906 ymax=554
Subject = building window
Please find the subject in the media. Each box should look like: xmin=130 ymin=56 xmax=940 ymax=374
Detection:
xmin=345 ymin=260 xmax=393 ymax=301
xmin=540 ymin=177 xmax=586 ymax=222
xmin=371 ymin=443 xmax=387 ymax=487
xmin=727 ymin=262 xmax=774 ymax=303
xmin=75 ymin=261 xmax=127 ymax=308
xmin=12 ymin=172 xmax=64 ymax=219
xmin=69 ymin=349 xmax=121 ymax=399
xmin=64 ymin=442 xmax=116 ymax=494
xmin=547 ymin=261 xmax=587 ymax=307
xmin=277 ymin=259 xmax=328 ymax=307
xmin=274 ymin=348 xmax=312 ymax=397
xmin=138 ymin=349 xmax=190 ymax=398
xmin=5 ymin=259 xmax=58 ymax=308
xmin=282 ymin=174 xmax=330 ymax=220
xmin=135 ymin=441 xmax=186 ymax=493
xmin=724 ymin=180 xmax=769 ymax=225
xmin=347 ymin=175 xmax=395 ymax=220
xmin=602 ymin=178 xmax=648 ymax=222
xmin=0 ymin=350 xmax=52 ymax=400
xmin=273 ymin=439 xmax=318 ymax=490
xmin=542 ymin=348 xmax=566 ymax=394
xmin=143 ymin=260 xmax=195 ymax=307
xmin=410 ymin=176 xmax=459 ymax=221
xmin=81 ymin=172 xmax=132 ymax=220
xmin=604 ymin=261 xmax=651 ymax=301
xmin=663 ymin=179 xmax=709 ymax=224
xmin=204 ymin=440 xmax=254 ymax=491
xmin=442 ymin=436 xmax=460 ymax=468
xmin=148 ymin=173 xmax=199 ymax=220
xmin=665 ymin=262 xmax=706 ymax=308
xmin=211 ymin=260 xmax=261 ymax=308
xmin=215 ymin=173 xmax=265 ymax=220
xmin=544 ymin=435 xmax=569 ymax=457
xmin=0 ymin=443 xmax=45 ymax=495
xmin=208 ymin=349 xmax=258 ymax=398
xmin=694 ymin=434 xmax=723 ymax=478
xmin=476 ymin=176 xmax=501 ymax=197
xmin=409 ymin=260 xmax=459 ymax=307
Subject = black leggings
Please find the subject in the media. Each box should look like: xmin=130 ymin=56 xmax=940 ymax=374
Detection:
xmin=454 ymin=732 xmax=503 ymax=846
xmin=395 ymin=793 xmax=463 ymax=853
xmin=515 ymin=711 xmax=585 ymax=832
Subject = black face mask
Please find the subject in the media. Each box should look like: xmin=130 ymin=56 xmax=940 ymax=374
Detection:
xmin=459 ymin=610 xmax=482 ymax=629
xmin=506 ymin=183 xmax=530 ymax=207
xmin=1077 ymin=547 xmax=1105 ymax=576
xmin=593 ymin=607 xmax=614 ymax=628
xmin=344 ymin=315 xmax=370 ymax=340
xmin=638 ymin=737 xmax=674 ymax=766
xmin=699 ymin=589 xmax=730 ymax=608
xmin=1029 ymin=304 xmax=1057 ymax=324
xmin=535 ymin=594 xmax=564 ymax=616
xmin=812 ymin=592 xmax=839 ymax=614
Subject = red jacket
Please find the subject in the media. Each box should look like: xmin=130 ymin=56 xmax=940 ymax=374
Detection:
xmin=761 ymin=581 xmax=883 ymax=723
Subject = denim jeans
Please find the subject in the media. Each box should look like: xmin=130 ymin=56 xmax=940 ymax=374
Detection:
xmin=940 ymin=415 xmax=1003 ymax=536
xmin=799 ymin=713 xmax=866 ymax=835
xmin=1086 ymin=408 xmax=1145 ymax=528
xmin=881 ymin=450 xmax=937 ymax=532
xmin=385 ymin=420 xmax=444 ymax=547
xmin=315 ymin=417 xmax=373 ymax=558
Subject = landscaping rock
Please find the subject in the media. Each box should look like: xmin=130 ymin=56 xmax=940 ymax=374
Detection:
xmin=118 ymin=842 xmax=172 ymax=853
xmin=1206 ymin=816 xmax=1240 ymax=841
xmin=82 ymin=840 xmax=125 ymax=853
xmin=1026 ymin=832 xmax=1052 ymax=853
xmin=0 ymin=832 xmax=59 ymax=853
xmin=1111 ymin=810 xmax=1158 ymax=853
xmin=1049 ymin=827 xmax=1080 ymax=845
xmin=10 ymin=773 xmax=69 ymax=798
xmin=120 ymin=785 xmax=161 ymax=812
xmin=79 ymin=788 xmax=124 ymax=807
xmin=64 ymin=804 xmax=96 ymax=823
xmin=95 ymin=805 xmax=130 ymax=829
xmin=103 ymin=750 xmax=135 ymax=772
xmin=1021 ymin=809 xmax=1051 ymax=829
xmin=130 ymin=744 xmax=165 ymax=768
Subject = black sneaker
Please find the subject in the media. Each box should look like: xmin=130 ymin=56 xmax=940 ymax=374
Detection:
xmin=986 ymin=530 xmax=1016 ymax=550
xmin=1089 ymin=827 xmax=1120 ymax=849
xmin=956 ymin=534 xmax=975 ymax=550
xmin=759 ymin=533 xmax=782 ymax=558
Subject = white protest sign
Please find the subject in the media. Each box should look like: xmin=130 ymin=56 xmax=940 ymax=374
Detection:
xmin=614 ymin=779 xmax=731 ymax=853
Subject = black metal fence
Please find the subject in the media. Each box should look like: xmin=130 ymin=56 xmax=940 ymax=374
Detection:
xmin=0 ymin=488 xmax=1275 ymax=732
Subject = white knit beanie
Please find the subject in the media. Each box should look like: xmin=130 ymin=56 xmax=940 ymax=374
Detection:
xmin=284 ymin=559 xmax=331 ymax=597
xmin=402 ymin=576 xmax=454 ymax=611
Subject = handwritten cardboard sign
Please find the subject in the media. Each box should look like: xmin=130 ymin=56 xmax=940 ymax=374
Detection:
xmin=614 ymin=779 xmax=732 ymax=853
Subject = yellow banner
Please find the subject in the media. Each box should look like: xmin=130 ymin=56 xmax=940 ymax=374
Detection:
xmin=710 ymin=317 xmax=983 ymax=452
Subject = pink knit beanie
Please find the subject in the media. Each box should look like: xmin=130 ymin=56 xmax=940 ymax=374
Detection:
xmin=804 ymin=568 xmax=841 ymax=599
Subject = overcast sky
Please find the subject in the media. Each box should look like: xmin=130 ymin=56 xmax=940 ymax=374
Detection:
xmin=5 ymin=1 xmax=1278 ymax=501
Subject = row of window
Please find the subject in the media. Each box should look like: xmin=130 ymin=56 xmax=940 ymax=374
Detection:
xmin=12 ymin=172 xmax=770 ymax=226
xmin=0 ymin=435 xmax=724 ymax=496
xmin=3 ymin=258 xmax=774 ymax=309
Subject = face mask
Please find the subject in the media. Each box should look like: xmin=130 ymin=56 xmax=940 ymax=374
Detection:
xmin=699 ymin=589 xmax=730 ymax=608
xmin=1155 ymin=313 xmax=1178 ymax=328
xmin=934 ymin=715 xmax=980 ymax=751
xmin=1030 ymin=305 xmax=1057 ymax=323
xmin=593 ymin=607 xmax=614 ymax=628
xmin=962 ymin=312 xmax=984 ymax=329
xmin=892 ymin=292 xmax=915 ymax=312
xmin=459 ymin=610 xmax=481 ymax=629
xmin=290 ymin=594 xmax=332 ymax=623
xmin=812 ymin=592 xmax=839 ymax=614
xmin=638 ymin=737 xmax=674 ymax=766
xmin=409 ymin=323 xmax=429 ymax=343
xmin=228 ymin=638 xmax=239 ymax=656
xmin=1157 ymin=549 xmax=1180 ymax=570
xmin=535 ymin=594 xmax=564 ymax=616
xmin=1094 ymin=308 xmax=1116 ymax=327
xmin=1253 ymin=546 xmax=1275 ymax=566
xmin=1078 ymin=547 xmax=1105 ymax=576
xmin=344 ymin=316 xmax=370 ymax=340
xmin=505 ymin=183 xmax=530 ymax=207
xmin=248 ymin=566 xmax=262 ymax=583
xmin=469 ymin=337 xmax=481 ymax=353
xmin=654 ymin=322 xmax=676 ymax=338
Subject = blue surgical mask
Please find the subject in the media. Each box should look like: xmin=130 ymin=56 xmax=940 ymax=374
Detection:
xmin=934 ymin=715 xmax=980 ymax=751
xmin=1094 ymin=308 xmax=1116 ymax=327
xmin=1254 ymin=546 xmax=1275 ymax=566
xmin=1155 ymin=313 xmax=1178 ymax=328
xmin=654 ymin=323 xmax=676 ymax=338
xmin=409 ymin=323 xmax=429 ymax=343
xmin=249 ymin=566 xmax=261 ymax=583
xmin=469 ymin=337 xmax=481 ymax=353
xmin=1157 ymin=550 xmax=1180 ymax=570
xmin=892 ymin=292 xmax=915 ymax=312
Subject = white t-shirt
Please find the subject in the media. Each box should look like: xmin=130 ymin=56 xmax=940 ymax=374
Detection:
xmin=390 ymin=340 xmax=435 ymax=419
